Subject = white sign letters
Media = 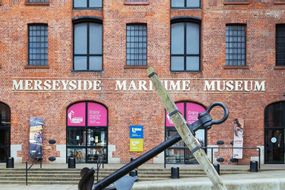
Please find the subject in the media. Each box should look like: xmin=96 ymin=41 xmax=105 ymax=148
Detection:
xmin=12 ymin=79 xmax=266 ymax=93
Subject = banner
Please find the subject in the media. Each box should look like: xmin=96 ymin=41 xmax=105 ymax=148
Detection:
xmin=67 ymin=102 xmax=86 ymax=126
xmin=232 ymin=118 xmax=244 ymax=159
xmin=88 ymin=102 xmax=107 ymax=126
xmin=29 ymin=117 xmax=44 ymax=160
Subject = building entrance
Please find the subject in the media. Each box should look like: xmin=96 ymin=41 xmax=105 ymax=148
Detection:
xmin=165 ymin=101 xmax=206 ymax=164
xmin=265 ymin=101 xmax=285 ymax=164
xmin=66 ymin=101 xmax=108 ymax=163
xmin=265 ymin=128 xmax=284 ymax=164
xmin=0 ymin=102 xmax=11 ymax=163
xmin=0 ymin=127 xmax=10 ymax=162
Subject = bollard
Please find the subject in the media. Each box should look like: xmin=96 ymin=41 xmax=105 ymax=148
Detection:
xmin=216 ymin=140 xmax=225 ymax=145
xmin=68 ymin=157 xmax=76 ymax=168
xmin=214 ymin=163 xmax=220 ymax=175
xmin=6 ymin=157 xmax=14 ymax=168
xmin=250 ymin=161 xmax=258 ymax=172
xmin=129 ymin=158 xmax=138 ymax=180
xmin=171 ymin=167 xmax=179 ymax=179
xmin=129 ymin=170 xmax=138 ymax=177
xmin=230 ymin=158 xmax=238 ymax=163
xmin=216 ymin=157 xmax=225 ymax=163
xmin=48 ymin=156 xmax=56 ymax=162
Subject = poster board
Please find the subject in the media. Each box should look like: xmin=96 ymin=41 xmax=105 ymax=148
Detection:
xmin=130 ymin=139 xmax=144 ymax=152
xmin=232 ymin=118 xmax=244 ymax=159
xmin=130 ymin=125 xmax=144 ymax=152
xmin=29 ymin=117 xmax=44 ymax=160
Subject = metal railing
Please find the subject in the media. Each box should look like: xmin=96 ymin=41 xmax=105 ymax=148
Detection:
xmin=96 ymin=155 xmax=104 ymax=182
xmin=25 ymin=160 xmax=42 ymax=185
xmin=205 ymin=146 xmax=261 ymax=169
xmin=164 ymin=146 xmax=261 ymax=169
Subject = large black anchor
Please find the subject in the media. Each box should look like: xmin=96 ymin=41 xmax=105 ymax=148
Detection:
xmin=79 ymin=102 xmax=229 ymax=190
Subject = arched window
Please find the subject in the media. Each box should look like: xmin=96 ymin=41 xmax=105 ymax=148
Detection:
xmin=73 ymin=18 xmax=103 ymax=71
xmin=264 ymin=101 xmax=285 ymax=164
xmin=0 ymin=102 xmax=11 ymax=163
xmin=66 ymin=101 xmax=108 ymax=163
xmin=171 ymin=18 xmax=200 ymax=72
xmin=165 ymin=101 xmax=206 ymax=164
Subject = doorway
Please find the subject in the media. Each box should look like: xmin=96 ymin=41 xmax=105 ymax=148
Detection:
xmin=66 ymin=101 xmax=108 ymax=163
xmin=0 ymin=102 xmax=11 ymax=162
xmin=264 ymin=101 xmax=285 ymax=164
xmin=165 ymin=101 xmax=206 ymax=164
xmin=265 ymin=128 xmax=284 ymax=164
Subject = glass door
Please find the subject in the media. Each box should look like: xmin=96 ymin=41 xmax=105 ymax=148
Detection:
xmin=265 ymin=129 xmax=284 ymax=164
xmin=67 ymin=127 xmax=86 ymax=163
xmin=86 ymin=128 xmax=107 ymax=163
xmin=66 ymin=101 xmax=108 ymax=163
xmin=0 ymin=102 xmax=11 ymax=163
xmin=0 ymin=127 xmax=10 ymax=162
xmin=165 ymin=129 xmax=185 ymax=164
xmin=66 ymin=127 xmax=107 ymax=163
xmin=165 ymin=129 xmax=200 ymax=164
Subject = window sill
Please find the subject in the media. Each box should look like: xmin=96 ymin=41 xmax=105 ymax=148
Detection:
xmin=223 ymin=65 xmax=249 ymax=69
xmin=274 ymin=66 xmax=285 ymax=70
xmin=71 ymin=70 xmax=103 ymax=72
xmin=25 ymin=2 xmax=50 ymax=6
xmin=171 ymin=7 xmax=201 ymax=9
xmin=124 ymin=1 xmax=149 ymax=5
xmin=25 ymin=65 xmax=49 ymax=69
xmin=73 ymin=7 xmax=102 ymax=10
xmin=124 ymin=65 xmax=148 ymax=69
xmin=224 ymin=1 xmax=250 ymax=5
xmin=170 ymin=70 xmax=201 ymax=73
xmin=274 ymin=1 xmax=285 ymax=5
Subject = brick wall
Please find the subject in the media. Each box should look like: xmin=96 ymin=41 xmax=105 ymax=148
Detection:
xmin=0 ymin=0 xmax=285 ymax=163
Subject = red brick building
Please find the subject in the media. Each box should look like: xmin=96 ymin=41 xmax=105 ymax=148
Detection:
xmin=0 ymin=0 xmax=285 ymax=165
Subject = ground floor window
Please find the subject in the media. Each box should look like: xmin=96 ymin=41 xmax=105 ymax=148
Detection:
xmin=165 ymin=101 xmax=206 ymax=164
xmin=265 ymin=101 xmax=285 ymax=164
xmin=0 ymin=102 xmax=11 ymax=163
xmin=66 ymin=101 xmax=108 ymax=163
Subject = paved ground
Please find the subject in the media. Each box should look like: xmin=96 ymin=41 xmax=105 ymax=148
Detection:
xmin=1 ymin=170 xmax=285 ymax=190
xmin=133 ymin=170 xmax=285 ymax=190
xmin=0 ymin=185 xmax=76 ymax=190
xmin=2 ymin=162 xmax=284 ymax=170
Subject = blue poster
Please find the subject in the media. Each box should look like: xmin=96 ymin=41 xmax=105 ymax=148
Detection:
xmin=130 ymin=125 xmax=144 ymax=139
